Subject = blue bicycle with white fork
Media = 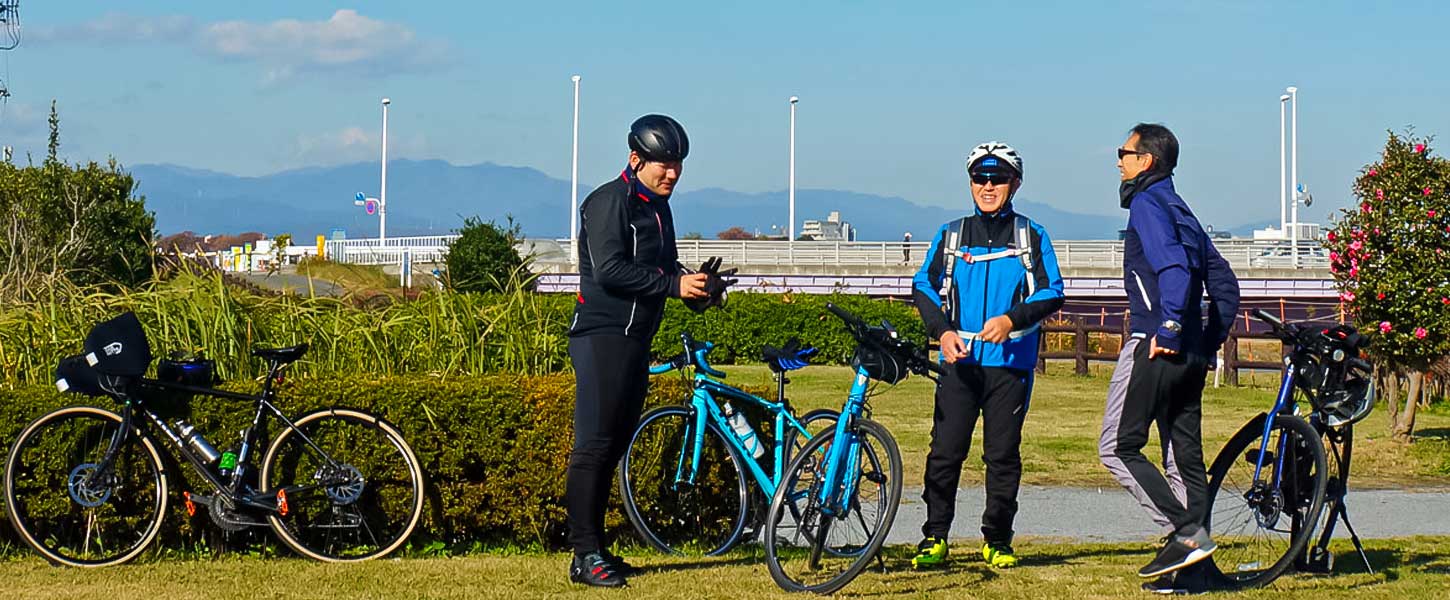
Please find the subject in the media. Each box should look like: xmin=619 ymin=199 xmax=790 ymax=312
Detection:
xmin=618 ymin=332 xmax=840 ymax=556
xmin=763 ymin=304 xmax=943 ymax=594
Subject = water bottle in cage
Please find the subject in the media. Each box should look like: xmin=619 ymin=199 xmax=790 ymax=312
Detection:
xmin=723 ymin=402 xmax=765 ymax=459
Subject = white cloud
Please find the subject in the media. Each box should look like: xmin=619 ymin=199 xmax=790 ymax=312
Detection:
xmin=290 ymin=125 xmax=427 ymax=167
xmin=30 ymin=10 xmax=450 ymax=85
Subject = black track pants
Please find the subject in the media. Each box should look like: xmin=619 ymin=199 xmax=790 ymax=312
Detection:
xmin=566 ymin=334 xmax=649 ymax=555
xmin=920 ymin=363 xmax=1031 ymax=545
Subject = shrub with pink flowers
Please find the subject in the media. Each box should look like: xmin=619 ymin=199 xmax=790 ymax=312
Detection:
xmin=1325 ymin=131 xmax=1450 ymax=439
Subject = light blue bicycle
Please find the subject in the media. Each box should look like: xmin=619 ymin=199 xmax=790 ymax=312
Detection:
xmin=618 ymin=332 xmax=838 ymax=556
xmin=763 ymin=303 xmax=942 ymax=594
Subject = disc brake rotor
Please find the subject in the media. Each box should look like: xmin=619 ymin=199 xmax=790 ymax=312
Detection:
xmin=67 ymin=463 xmax=114 ymax=508
xmin=320 ymin=464 xmax=365 ymax=505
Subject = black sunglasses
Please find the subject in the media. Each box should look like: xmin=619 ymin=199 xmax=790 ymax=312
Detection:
xmin=970 ymin=173 xmax=1014 ymax=186
xmin=1117 ymin=148 xmax=1151 ymax=159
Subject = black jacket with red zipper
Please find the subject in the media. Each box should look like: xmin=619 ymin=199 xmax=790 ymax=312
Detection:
xmin=570 ymin=168 xmax=682 ymax=341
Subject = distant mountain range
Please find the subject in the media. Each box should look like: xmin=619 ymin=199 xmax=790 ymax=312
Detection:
xmin=130 ymin=160 xmax=1266 ymax=241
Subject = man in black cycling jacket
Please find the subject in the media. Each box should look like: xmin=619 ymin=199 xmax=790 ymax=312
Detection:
xmin=566 ymin=114 xmax=710 ymax=588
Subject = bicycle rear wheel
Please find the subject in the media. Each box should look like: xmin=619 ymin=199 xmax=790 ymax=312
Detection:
xmin=619 ymin=406 xmax=749 ymax=555
xmin=1203 ymin=413 xmax=1327 ymax=588
xmin=4 ymin=406 xmax=168 ymax=567
xmin=764 ymin=418 xmax=901 ymax=594
xmin=261 ymin=408 xmax=423 ymax=562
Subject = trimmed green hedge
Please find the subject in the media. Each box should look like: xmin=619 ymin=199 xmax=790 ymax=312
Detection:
xmin=0 ymin=373 xmax=723 ymax=552
xmin=653 ymin=293 xmax=925 ymax=364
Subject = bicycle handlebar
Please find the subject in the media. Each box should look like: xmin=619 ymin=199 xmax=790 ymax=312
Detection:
xmin=825 ymin=302 xmax=942 ymax=379
xmin=648 ymin=333 xmax=726 ymax=379
xmin=826 ymin=303 xmax=864 ymax=328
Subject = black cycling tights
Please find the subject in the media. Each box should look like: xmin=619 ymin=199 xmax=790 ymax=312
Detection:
xmin=566 ymin=334 xmax=649 ymax=555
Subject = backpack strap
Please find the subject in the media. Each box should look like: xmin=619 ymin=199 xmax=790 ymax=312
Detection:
xmin=939 ymin=218 xmax=966 ymax=325
xmin=1015 ymin=215 xmax=1036 ymax=296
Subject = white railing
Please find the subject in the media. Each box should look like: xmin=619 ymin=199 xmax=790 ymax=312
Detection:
xmin=326 ymin=237 xmax=1330 ymax=270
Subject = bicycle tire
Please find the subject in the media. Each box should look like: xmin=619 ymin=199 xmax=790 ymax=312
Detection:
xmin=1203 ymin=413 xmax=1328 ymax=588
xmin=261 ymin=408 xmax=424 ymax=562
xmin=763 ymin=418 xmax=902 ymax=594
xmin=619 ymin=406 xmax=749 ymax=556
xmin=4 ymin=405 xmax=168 ymax=567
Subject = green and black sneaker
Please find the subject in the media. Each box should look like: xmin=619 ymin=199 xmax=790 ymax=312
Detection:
xmin=982 ymin=542 xmax=1019 ymax=568
xmin=912 ymin=537 xmax=949 ymax=569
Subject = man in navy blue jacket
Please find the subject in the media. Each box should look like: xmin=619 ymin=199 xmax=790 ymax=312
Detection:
xmin=1100 ymin=124 xmax=1240 ymax=592
xmin=911 ymin=142 xmax=1065 ymax=570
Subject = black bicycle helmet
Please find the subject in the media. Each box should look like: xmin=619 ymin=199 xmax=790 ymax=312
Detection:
xmin=628 ymin=114 xmax=690 ymax=162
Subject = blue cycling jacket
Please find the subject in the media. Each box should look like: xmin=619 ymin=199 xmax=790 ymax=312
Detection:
xmin=913 ymin=203 xmax=1065 ymax=372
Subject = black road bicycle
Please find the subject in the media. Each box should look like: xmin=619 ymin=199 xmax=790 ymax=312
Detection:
xmin=3 ymin=313 xmax=425 ymax=567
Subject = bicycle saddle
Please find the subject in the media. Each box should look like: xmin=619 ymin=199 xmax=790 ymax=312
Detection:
xmin=251 ymin=344 xmax=310 ymax=364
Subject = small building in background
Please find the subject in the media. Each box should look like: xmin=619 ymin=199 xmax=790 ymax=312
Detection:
xmin=800 ymin=211 xmax=855 ymax=241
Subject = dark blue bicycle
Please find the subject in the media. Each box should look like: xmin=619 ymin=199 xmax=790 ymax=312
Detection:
xmin=618 ymin=333 xmax=839 ymax=556
xmin=1202 ymin=309 xmax=1375 ymax=588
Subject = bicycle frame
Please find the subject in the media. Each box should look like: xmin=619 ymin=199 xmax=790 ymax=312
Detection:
xmin=1251 ymin=365 xmax=1300 ymax=485
xmin=85 ymin=360 xmax=347 ymax=514
xmin=675 ymin=372 xmax=816 ymax=501
xmin=815 ymin=368 xmax=872 ymax=516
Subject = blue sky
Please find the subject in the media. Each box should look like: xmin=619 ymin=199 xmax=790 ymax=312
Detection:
xmin=4 ymin=1 xmax=1447 ymax=229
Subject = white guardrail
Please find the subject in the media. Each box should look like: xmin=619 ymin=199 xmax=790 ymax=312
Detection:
xmin=325 ymin=237 xmax=1330 ymax=270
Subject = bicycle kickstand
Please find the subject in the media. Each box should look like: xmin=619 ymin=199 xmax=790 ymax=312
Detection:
xmin=1338 ymin=501 xmax=1375 ymax=575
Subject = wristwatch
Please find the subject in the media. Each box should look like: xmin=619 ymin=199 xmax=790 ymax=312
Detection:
xmin=1161 ymin=320 xmax=1182 ymax=334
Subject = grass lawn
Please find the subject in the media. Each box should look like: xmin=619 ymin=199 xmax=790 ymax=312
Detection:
xmin=3 ymin=537 xmax=1447 ymax=599
xmin=707 ymin=363 xmax=1450 ymax=490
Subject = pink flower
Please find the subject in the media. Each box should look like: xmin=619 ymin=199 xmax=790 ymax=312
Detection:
xmin=1327 ymin=231 xmax=1338 ymax=242
xmin=1377 ymin=292 xmax=1386 ymax=300
xmin=1374 ymin=228 xmax=1382 ymax=235
xmin=1340 ymin=291 xmax=1356 ymax=302
xmin=1380 ymin=321 xmax=1392 ymax=334
xmin=1426 ymin=187 xmax=1434 ymax=196
xmin=1349 ymin=240 xmax=1363 ymax=251
xmin=1442 ymin=297 xmax=1449 ymax=305
xmin=1415 ymin=327 xmax=1428 ymax=340
xmin=1376 ymin=189 xmax=1385 ymax=200
xmin=1415 ymin=143 xmax=1427 ymax=153
xmin=1350 ymin=266 xmax=1360 ymax=278
xmin=1369 ymin=168 xmax=1378 ymax=176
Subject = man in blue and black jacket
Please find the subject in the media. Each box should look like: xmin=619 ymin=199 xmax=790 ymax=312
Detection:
xmin=1100 ymin=123 xmax=1240 ymax=592
xmin=910 ymin=142 xmax=1065 ymax=570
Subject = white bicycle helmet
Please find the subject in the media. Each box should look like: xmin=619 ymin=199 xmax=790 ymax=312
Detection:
xmin=966 ymin=142 xmax=1024 ymax=179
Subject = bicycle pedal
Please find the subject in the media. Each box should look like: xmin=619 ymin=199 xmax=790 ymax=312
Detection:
xmin=183 ymin=491 xmax=196 ymax=517
xmin=276 ymin=489 xmax=290 ymax=516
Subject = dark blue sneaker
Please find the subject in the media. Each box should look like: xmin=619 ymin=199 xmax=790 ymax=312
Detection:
xmin=1139 ymin=525 xmax=1217 ymax=578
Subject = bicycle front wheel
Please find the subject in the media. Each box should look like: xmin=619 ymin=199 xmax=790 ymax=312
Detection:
xmin=619 ymin=406 xmax=749 ymax=555
xmin=4 ymin=405 xmax=168 ymax=567
xmin=261 ymin=408 xmax=424 ymax=562
xmin=1203 ymin=413 xmax=1328 ymax=588
xmin=764 ymin=418 xmax=902 ymax=595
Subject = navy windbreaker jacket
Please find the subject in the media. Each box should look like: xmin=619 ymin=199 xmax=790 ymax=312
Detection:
xmin=1122 ymin=176 xmax=1240 ymax=356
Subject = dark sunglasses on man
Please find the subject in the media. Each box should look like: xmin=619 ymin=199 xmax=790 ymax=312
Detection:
xmin=1117 ymin=147 xmax=1151 ymax=159
xmin=970 ymin=172 xmax=1015 ymax=186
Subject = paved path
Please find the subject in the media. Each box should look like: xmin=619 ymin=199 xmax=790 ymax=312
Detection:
xmin=885 ymin=486 xmax=1450 ymax=543
xmin=236 ymin=272 xmax=346 ymax=297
